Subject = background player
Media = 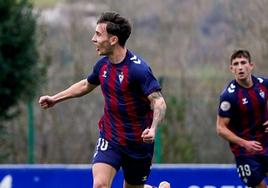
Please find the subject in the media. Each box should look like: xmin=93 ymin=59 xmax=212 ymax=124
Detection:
xmin=39 ymin=11 xmax=166 ymax=188
xmin=217 ymin=49 xmax=268 ymax=188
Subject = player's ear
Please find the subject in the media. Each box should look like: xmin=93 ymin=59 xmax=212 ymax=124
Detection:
xmin=110 ymin=35 xmax=118 ymax=45
xmin=229 ymin=64 xmax=234 ymax=73
xmin=249 ymin=61 xmax=255 ymax=69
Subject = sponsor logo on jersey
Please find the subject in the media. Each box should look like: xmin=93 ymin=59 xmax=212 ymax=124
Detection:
xmin=102 ymin=70 xmax=107 ymax=78
xmin=227 ymin=83 xmax=236 ymax=93
xmin=242 ymin=98 xmax=248 ymax=104
xmin=257 ymin=77 xmax=264 ymax=83
xmin=141 ymin=176 xmax=147 ymax=182
xmin=259 ymin=90 xmax=265 ymax=98
xmin=130 ymin=55 xmax=141 ymax=64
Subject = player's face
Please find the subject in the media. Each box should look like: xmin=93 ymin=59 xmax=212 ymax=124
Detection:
xmin=91 ymin=23 xmax=114 ymax=56
xmin=230 ymin=57 xmax=254 ymax=81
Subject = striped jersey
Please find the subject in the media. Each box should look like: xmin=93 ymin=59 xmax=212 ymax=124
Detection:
xmin=87 ymin=50 xmax=161 ymax=158
xmin=218 ymin=75 xmax=268 ymax=156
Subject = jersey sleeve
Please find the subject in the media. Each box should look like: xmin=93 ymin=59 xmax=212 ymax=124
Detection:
xmin=134 ymin=65 xmax=161 ymax=96
xmin=218 ymin=89 xmax=234 ymax=118
xmin=262 ymin=77 xmax=268 ymax=89
xmin=86 ymin=60 xmax=103 ymax=86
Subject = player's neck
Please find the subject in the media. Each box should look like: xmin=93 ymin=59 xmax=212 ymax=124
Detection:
xmin=236 ymin=76 xmax=253 ymax=88
xmin=108 ymin=46 xmax=127 ymax=64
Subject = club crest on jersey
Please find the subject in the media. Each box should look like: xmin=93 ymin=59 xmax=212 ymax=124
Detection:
xmin=118 ymin=72 xmax=124 ymax=83
xmin=141 ymin=176 xmax=147 ymax=182
xmin=259 ymin=90 xmax=265 ymax=98
xmin=102 ymin=70 xmax=107 ymax=78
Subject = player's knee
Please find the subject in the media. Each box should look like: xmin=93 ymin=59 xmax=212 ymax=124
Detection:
xmin=93 ymin=179 xmax=109 ymax=188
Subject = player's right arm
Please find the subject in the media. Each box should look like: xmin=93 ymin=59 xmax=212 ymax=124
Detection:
xmin=216 ymin=115 xmax=263 ymax=153
xmin=39 ymin=79 xmax=97 ymax=109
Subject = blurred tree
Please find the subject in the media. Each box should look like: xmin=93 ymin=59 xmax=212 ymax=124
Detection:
xmin=0 ymin=0 xmax=42 ymax=121
xmin=0 ymin=0 xmax=45 ymax=162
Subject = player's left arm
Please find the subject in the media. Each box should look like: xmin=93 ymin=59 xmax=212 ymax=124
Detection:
xmin=141 ymin=91 xmax=166 ymax=143
xmin=148 ymin=91 xmax=167 ymax=129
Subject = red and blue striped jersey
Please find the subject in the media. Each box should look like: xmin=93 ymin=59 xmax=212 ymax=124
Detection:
xmin=87 ymin=50 xmax=161 ymax=158
xmin=218 ymin=76 xmax=268 ymax=156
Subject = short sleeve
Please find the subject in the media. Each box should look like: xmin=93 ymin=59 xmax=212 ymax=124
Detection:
xmin=87 ymin=60 xmax=104 ymax=86
xmin=218 ymin=90 xmax=233 ymax=118
xmin=262 ymin=77 xmax=268 ymax=89
xmin=134 ymin=66 xmax=161 ymax=96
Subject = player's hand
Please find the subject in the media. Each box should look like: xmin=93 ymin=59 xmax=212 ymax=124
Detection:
xmin=39 ymin=96 xmax=56 ymax=109
xmin=141 ymin=127 xmax=156 ymax=143
xmin=243 ymin=140 xmax=263 ymax=153
xmin=263 ymin=120 xmax=268 ymax=133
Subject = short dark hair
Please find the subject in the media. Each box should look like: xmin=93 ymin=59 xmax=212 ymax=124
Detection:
xmin=97 ymin=12 xmax=131 ymax=47
xmin=230 ymin=49 xmax=251 ymax=64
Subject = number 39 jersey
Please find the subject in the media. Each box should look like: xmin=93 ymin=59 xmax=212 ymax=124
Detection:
xmin=218 ymin=76 xmax=268 ymax=156
xmin=87 ymin=50 xmax=161 ymax=158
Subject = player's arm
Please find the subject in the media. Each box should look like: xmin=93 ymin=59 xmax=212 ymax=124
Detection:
xmin=39 ymin=79 xmax=97 ymax=109
xmin=148 ymin=91 xmax=166 ymax=129
xmin=141 ymin=91 xmax=166 ymax=143
xmin=216 ymin=115 xmax=263 ymax=152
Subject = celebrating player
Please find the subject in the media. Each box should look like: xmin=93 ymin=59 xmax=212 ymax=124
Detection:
xmin=39 ymin=11 xmax=166 ymax=188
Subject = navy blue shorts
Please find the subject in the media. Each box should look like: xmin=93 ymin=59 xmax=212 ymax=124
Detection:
xmin=92 ymin=138 xmax=152 ymax=185
xmin=235 ymin=155 xmax=268 ymax=187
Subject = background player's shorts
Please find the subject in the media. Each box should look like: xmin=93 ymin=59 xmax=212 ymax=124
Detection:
xmin=235 ymin=154 xmax=268 ymax=187
xmin=92 ymin=138 xmax=152 ymax=185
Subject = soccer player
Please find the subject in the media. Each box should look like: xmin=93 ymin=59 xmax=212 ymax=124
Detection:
xmin=216 ymin=49 xmax=268 ymax=188
xmin=39 ymin=12 xmax=166 ymax=188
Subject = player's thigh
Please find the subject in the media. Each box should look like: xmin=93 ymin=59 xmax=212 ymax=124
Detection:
xmin=92 ymin=163 xmax=117 ymax=188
